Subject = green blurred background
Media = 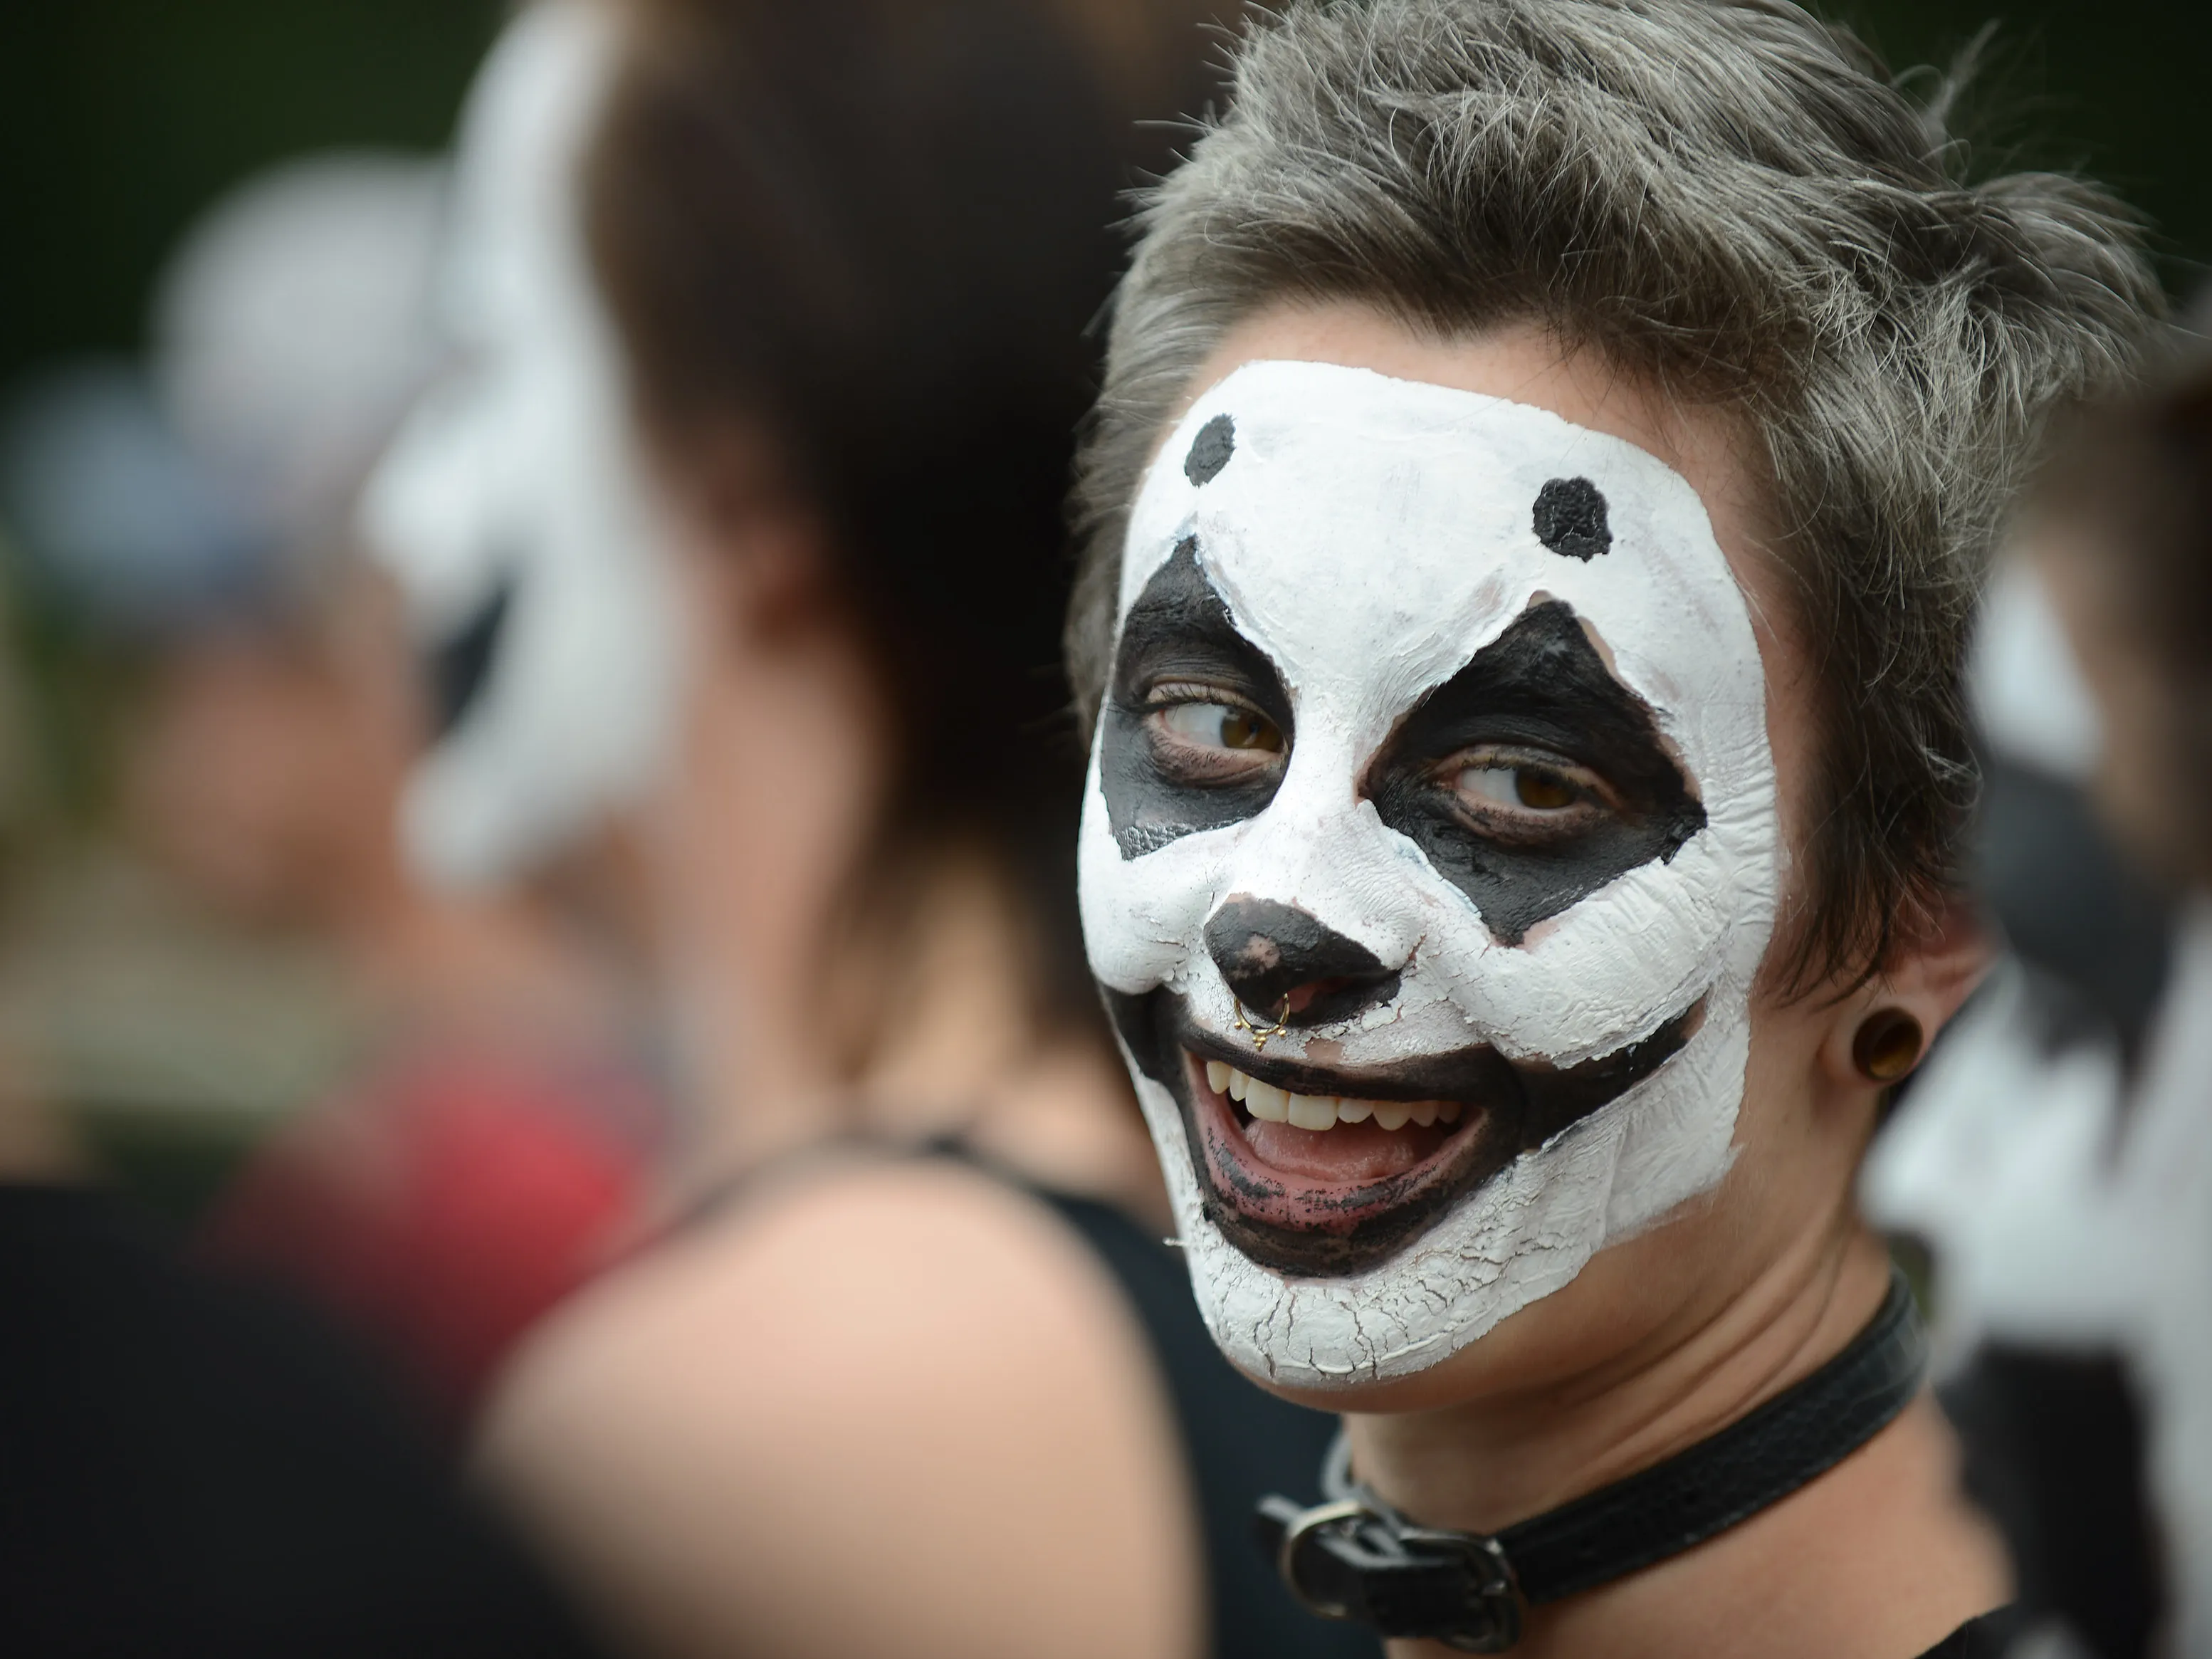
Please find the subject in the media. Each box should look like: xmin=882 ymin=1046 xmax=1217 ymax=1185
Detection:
xmin=0 ymin=0 xmax=503 ymax=389
xmin=0 ymin=0 xmax=2206 ymax=390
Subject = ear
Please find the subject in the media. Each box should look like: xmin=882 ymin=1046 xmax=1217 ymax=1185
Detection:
xmin=1815 ymin=892 xmax=1991 ymax=1091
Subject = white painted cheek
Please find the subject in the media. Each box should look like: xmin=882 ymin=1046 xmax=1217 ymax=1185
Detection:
xmin=1076 ymin=743 xmax=1234 ymax=998
xmin=1450 ymin=834 xmax=1744 ymax=1064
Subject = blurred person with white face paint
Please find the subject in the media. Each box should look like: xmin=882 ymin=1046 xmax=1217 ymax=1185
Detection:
xmin=1061 ymin=4 xmax=2163 ymax=1655
xmin=382 ymin=3 xmax=1382 ymax=1658
xmin=16 ymin=153 xmax=674 ymax=1429
xmin=1865 ymin=319 xmax=2212 ymax=1659
xmin=0 ymin=187 xmax=613 ymax=1655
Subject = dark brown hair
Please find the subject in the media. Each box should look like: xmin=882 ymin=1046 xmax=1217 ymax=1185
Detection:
xmin=586 ymin=0 xmax=1227 ymax=1033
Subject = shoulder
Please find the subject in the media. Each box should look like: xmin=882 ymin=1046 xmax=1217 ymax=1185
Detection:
xmin=482 ymin=1156 xmax=1202 ymax=1659
xmin=497 ymin=1156 xmax=1149 ymax=1425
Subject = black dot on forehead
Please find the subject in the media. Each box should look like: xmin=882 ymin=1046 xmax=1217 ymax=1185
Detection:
xmin=1184 ymin=414 xmax=1235 ymax=486
xmin=1533 ymin=476 xmax=1611 ymax=560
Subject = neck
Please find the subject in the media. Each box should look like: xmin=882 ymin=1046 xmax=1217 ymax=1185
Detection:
xmin=645 ymin=614 xmax=884 ymax=1171
xmin=1351 ymin=1228 xmax=2008 ymax=1659
xmin=644 ymin=624 xmax=1155 ymax=1210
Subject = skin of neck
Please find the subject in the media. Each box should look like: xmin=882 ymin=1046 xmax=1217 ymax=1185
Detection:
xmin=639 ymin=438 xmax=1152 ymax=1204
xmin=1173 ymin=302 xmax=2007 ymax=1659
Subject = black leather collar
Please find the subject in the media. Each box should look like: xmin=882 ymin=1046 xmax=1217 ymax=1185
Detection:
xmin=1254 ymin=1267 xmax=1927 ymax=1652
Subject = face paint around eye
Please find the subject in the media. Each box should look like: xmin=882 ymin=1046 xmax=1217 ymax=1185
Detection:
xmin=1096 ymin=534 xmax=1296 ymax=859
xmin=1367 ymin=597 xmax=1707 ymax=944
xmin=1077 ymin=360 xmax=1779 ymax=1388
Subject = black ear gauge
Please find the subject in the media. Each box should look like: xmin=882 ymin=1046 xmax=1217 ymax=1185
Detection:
xmin=1851 ymin=1009 xmax=1924 ymax=1084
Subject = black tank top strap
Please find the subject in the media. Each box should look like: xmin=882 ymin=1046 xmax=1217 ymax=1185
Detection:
xmin=1012 ymin=1181 xmax=1374 ymax=1659
xmin=630 ymin=1132 xmax=893 ymax=1259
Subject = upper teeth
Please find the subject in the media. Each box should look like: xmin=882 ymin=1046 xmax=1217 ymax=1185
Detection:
xmin=1204 ymin=1059 xmax=1462 ymax=1134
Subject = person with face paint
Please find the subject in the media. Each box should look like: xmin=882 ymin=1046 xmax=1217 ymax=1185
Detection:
xmin=403 ymin=4 xmax=1373 ymax=1658
xmin=1865 ymin=319 xmax=2212 ymax=1659
xmin=1063 ymin=3 xmax=2163 ymax=1655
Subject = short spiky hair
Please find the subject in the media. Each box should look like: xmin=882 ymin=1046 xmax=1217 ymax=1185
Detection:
xmin=1064 ymin=0 xmax=2161 ymax=988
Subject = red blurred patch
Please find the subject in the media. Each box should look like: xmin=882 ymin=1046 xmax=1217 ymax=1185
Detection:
xmin=204 ymin=1048 xmax=664 ymax=1432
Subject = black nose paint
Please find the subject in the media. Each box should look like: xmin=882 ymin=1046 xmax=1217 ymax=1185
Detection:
xmin=1099 ymin=535 xmax=1292 ymax=857
xmin=1533 ymin=477 xmax=1611 ymax=560
xmin=428 ymin=573 xmax=515 ymax=742
xmin=1185 ymin=414 xmax=1235 ymax=486
xmin=1204 ymin=896 xmax=1400 ymax=1024
xmin=1368 ymin=600 xmax=1704 ymax=943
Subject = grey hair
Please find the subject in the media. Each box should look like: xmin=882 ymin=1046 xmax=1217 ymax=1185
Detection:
xmin=1064 ymin=0 xmax=2163 ymax=989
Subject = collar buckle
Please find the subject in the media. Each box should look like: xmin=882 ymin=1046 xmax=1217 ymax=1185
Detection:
xmin=1259 ymin=1490 xmax=1524 ymax=1652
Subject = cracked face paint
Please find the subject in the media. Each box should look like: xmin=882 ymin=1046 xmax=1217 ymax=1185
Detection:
xmin=360 ymin=0 xmax=683 ymax=894
xmin=1078 ymin=360 xmax=1780 ymax=1388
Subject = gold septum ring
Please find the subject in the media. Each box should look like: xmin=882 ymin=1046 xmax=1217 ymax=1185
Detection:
xmin=1232 ymin=995 xmax=1293 ymax=1053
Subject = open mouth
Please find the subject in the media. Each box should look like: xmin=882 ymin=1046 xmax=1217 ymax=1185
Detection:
xmin=1179 ymin=1035 xmax=1519 ymax=1275
xmin=1103 ymin=987 xmax=1704 ymax=1277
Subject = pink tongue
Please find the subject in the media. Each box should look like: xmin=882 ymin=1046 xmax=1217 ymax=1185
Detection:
xmin=1242 ymin=1117 xmax=1438 ymax=1183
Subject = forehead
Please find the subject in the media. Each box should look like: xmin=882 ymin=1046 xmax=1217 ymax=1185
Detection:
xmin=1119 ymin=360 xmax=1753 ymax=726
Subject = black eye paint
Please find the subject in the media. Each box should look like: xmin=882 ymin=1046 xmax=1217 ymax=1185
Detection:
xmin=1533 ymin=477 xmax=1610 ymax=560
xmin=1184 ymin=414 xmax=1235 ymax=486
xmin=1097 ymin=536 xmax=1292 ymax=859
xmin=1368 ymin=600 xmax=1704 ymax=943
xmin=429 ymin=572 xmax=516 ymax=741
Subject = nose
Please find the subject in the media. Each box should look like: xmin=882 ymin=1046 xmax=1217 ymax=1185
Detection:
xmin=1204 ymin=896 xmax=1400 ymax=1025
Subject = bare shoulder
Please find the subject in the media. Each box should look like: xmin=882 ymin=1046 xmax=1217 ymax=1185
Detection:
xmin=482 ymin=1157 xmax=1202 ymax=1659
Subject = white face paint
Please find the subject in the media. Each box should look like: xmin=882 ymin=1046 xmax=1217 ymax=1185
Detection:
xmin=360 ymin=0 xmax=683 ymax=894
xmin=1078 ymin=360 xmax=1780 ymax=1388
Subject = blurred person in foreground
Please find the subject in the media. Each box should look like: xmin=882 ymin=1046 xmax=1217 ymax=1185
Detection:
xmin=1056 ymin=2 xmax=2161 ymax=1655
xmin=363 ymin=2 xmax=1366 ymax=1657
xmin=115 ymin=155 xmax=666 ymax=1428
xmin=0 ymin=1113 xmax=612 ymax=1658
xmin=1867 ymin=320 xmax=2212 ymax=1658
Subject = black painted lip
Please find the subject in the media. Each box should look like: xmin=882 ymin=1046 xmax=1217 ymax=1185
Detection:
xmin=1155 ymin=998 xmax=1704 ymax=1277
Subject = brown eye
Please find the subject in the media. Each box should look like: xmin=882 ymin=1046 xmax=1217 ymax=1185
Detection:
xmin=1459 ymin=763 xmax=1581 ymax=812
xmin=1447 ymin=751 xmax=1610 ymax=837
xmin=1219 ymin=709 xmax=1281 ymax=752
xmin=1513 ymin=770 xmax=1576 ymax=810
xmin=1158 ymin=701 xmax=1284 ymax=755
